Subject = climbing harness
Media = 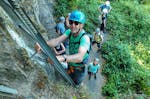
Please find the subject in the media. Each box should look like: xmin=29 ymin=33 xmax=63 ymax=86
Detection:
xmin=0 ymin=0 xmax=76 ymax=86
xmin=67 ymin=66 xmax=85 ymax=74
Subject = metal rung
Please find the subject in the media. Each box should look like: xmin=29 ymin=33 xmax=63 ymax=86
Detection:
xmin=0 ymin=92 xmax=17 ymax=99
xmin=0 ymin=85 xmax=18 ymax=95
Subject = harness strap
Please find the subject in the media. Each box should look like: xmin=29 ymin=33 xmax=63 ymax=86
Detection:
xmin=67 ymin=66 xmax=85 ymax=74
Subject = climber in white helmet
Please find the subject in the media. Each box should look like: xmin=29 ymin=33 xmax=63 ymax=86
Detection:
xmin=98 ymin=0 xmax=112 ymax=32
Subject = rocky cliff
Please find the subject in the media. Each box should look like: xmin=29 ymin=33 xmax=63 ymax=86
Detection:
xmin=0 ymin=0 xmax=73 ymax=98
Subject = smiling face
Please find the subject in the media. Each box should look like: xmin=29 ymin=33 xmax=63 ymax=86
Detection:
xmin=69 ymin=20 xmax=84 ymax=34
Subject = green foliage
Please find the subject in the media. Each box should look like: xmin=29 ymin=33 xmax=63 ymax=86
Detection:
xmin=102 ymin=42 xmax=133 ymax=95
xmin=54 ymin=0 xmax=150 ymax=98
xmin=101 ymin=0 xmax=150 ymax=97
xmin=102 ymin=41 xmax=150 ymax=97
xmin=102 ymin=81 xmax=118 ymax=97
xmin=102 ymin=42 xmax=132 ymax=72
xmin=54 ymin=0 xmax=101 ymax=32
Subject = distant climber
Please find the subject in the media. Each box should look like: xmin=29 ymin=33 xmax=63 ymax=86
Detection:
xmin=88 ymin=58 xmax=100 ymax=80
xmin=99 ymin=11 xmax=106 ymax=33
xmin=65 ymin=13 xmax=71 ymax=29
xmin=64 ymin=13 xmax=71 ymax=48
xmin=98 ymin=0 xmax=112 ymax=31
xmin=35 ymin=10 xmax=90 ymax=86
xmin=55 ymin=16 xmax=66 ymax=36
xmin=92 ymin=28 xmax=104 ymax=51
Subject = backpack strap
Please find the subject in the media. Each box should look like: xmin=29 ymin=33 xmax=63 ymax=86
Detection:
xmin=68 ymin=31 xmax=72 ymax=39
xmin=79 ymin=33 xmax=91 ymax=54
xmin=79 ymin=33 xmax=86 ymax=43
xmin=68 ymin=32 xmax=86 ymax=44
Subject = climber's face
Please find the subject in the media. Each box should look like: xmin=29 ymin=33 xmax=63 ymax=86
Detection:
xmin=93 ymin=60 xmax=98 ymax=65
xmin=69 ymin=20 xmax=83 ymax=34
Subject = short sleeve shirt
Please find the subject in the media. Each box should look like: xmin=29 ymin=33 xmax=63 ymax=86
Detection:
xmin=56 ymin=22 xmax=66 ymax=34
xmin=99 ymin=4 xmax=111 ymax=11
xmin=65 ymin=29 xmax=90 ymax=66
xmin=88 ymin=63 xmax=100 ymax=73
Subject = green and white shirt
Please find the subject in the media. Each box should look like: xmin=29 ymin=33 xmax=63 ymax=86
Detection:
xmin=64 ymin=29 xmax=90 ymax=66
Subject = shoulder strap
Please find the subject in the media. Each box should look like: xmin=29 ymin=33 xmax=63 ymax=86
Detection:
xmin=68 ymin=31 xmax=72 ymax=39
xmin=80 ymin=33 xmax=90 ymax=54
xmin=79 ymin=33 xmax=86 ymax=41
xmin=69 ymin=32 xmax=86 ymax=44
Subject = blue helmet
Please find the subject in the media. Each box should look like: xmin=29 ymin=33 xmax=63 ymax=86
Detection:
xmin=69 ymin=10 xmax=86 ymax=24
xmin=96 ymin=28 xmax=100 ymax=33
xmin=60 ymin=16 xmax=65 ymax=21
xmin=94 ymin=58 xmax=99 ymax=62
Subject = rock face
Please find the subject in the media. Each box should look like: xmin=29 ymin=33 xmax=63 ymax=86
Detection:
xmin=1 ymin=0 xmax=94 ymax=98
xmin=32 ymin=0 xmax=57 ymax=39
xmin=0 ymin=0 xmax=62 ymax=98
